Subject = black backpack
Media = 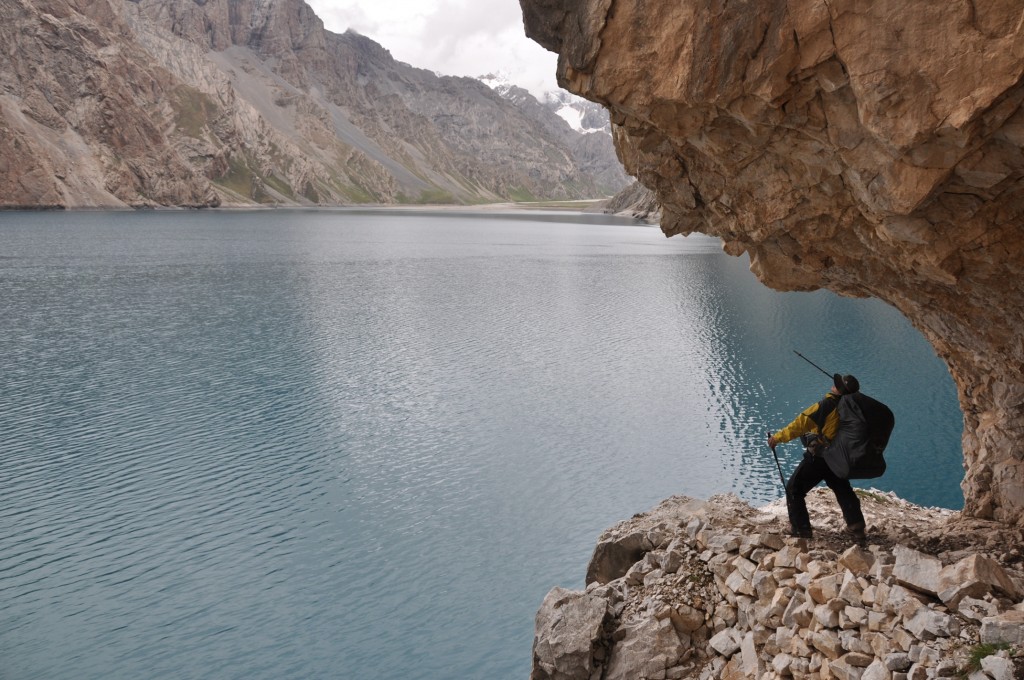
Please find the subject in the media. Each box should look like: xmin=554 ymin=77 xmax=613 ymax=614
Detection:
xmin=823 ymin=392 xmax=894 ymax=480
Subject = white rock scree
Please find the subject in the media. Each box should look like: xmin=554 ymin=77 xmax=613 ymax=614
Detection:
xmin=531 ymin=490 xmax=1024 ymax=680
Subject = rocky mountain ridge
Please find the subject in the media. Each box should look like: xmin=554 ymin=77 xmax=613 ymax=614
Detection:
xmin=521 ymin=0 xmax=1024 ymax=526
xmin=479 ymin=73 xmax=629 ymax=193
xmin=0 ymin=0 xmax=628 ymax=208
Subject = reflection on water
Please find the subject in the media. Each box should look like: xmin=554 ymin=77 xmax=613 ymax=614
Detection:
xmin=0 ymin=210 xmax=962 ymax=680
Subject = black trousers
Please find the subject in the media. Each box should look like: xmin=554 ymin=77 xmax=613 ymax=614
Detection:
xmin=786 ymin=451 xmax=865 ymax=531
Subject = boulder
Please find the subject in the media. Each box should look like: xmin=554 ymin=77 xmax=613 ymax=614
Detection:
xmin=604 ymin=617 xmax=685 ymax=680
xmin=586 ymin=497 xmax=705 ymax=585
xmin=839 ymin=545 xmax=876 ymax=577
xmin=980 ymin=654 xmax=1015 ymax=680
xmin=830 ymin=655 xmax=867 ymax=680
xmin=981 ymin=609 xmax=1024 ymax=646
xmin=958 ymin=596 xmax=999 ymax=623
xmin=708 ymin=627 xmax=742 ymax=657
xmin=904 ymin=608 xmax=959 ymax=640
xmin=893 ymin=546 xmax=943 ymax=597
xmin=532 ymin=587 xmax=609 ymax=680
xmin=938 ymin=554 xmax=1020 ymax=601
xmin=861 ymin=659 xmax=891 ymax=680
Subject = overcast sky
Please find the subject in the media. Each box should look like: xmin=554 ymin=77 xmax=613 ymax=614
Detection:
xmin=305 ymin=0 xmax=560 ymax=97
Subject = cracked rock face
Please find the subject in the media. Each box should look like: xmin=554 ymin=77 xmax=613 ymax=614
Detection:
xmin=521 ymin=0 xmax=1024 ymax=525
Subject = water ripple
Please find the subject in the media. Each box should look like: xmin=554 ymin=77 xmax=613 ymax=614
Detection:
xmin=0 ymin=211 xmax=962 ymax=680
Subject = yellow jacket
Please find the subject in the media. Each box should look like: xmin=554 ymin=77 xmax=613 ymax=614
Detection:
xmin=774 ymin=392 xmax=840 ymax=444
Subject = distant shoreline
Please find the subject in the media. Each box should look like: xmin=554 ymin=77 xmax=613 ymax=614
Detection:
xmin=0 ymin=199 xmax=613 ymax=214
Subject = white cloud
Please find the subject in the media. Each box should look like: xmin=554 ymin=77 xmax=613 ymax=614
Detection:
xmin=306 ymin=0 xmax=560 ymax=97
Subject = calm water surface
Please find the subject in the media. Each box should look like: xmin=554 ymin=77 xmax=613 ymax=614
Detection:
xmin=0 ymin=209 xmax=962 ymax=679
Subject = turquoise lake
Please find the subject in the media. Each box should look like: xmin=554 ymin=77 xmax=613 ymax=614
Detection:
xmin=0 ymin=209 xmax=963 ymax=679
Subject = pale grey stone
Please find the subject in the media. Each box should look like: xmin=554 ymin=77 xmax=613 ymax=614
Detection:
xmin=884 ymin=651 xmax=912 ymax=672
xmin=893 ymin=546 xmax=944 ymax=597
xmin=532 ymin=587 xmax=609 ymax=680
xmin=775 ymin=545 xmax=803 ymax=569
xmin=843 ymin=605 xmax=868 ymax=628
xmin=981 ymin=609 xmax=1024 ymax=645
xmin=669 ymin=603 xmax=704 ymax=634
xmin=783 ymin=592 xmax=812 ymax=628
xmin=706 ymin=533 xmax=741 ymax=553
xmin=724 ymin=568 xmax=752 ymax=596
xmin=814 ymin=602 xmax=840 ymax=628
xmin=905 ymin=607 xmax=959 ymax=640
xmin=830 ymin=655 xmax=867 ymax=680
xmin=959 ymin=596 xmax=999 ymax=623
xmin=881 ymin=584 xmax=927 ymax=617
xmin=839 ymin=629 xmax=873 ymax=655
xmin=708 ymin=627 xmax=741 ymax=657
xmin=771 ymin=653 xmax=794 ymax=674
xmin=862 ymin=659 xmax=891 ymax=680
xmin=740 ymin=631 xmax=763 ymax=678
xmin=938 ymin=554 xmax=1019 ymax=600
xmin=980 ymin=654 xmax=1015 ymax=680
xmin=759 ymin=532 xmax=785 ymax=550
xmin=840 ymin=545 xmax=876 ymax=576
xmin=810 ymin=629 xmax=843 ymax=659
xmin=586 ymin=498 xmax=705 ymax=585
xmin=938 ymin=580 xmax=991 ymax=609
xmin=603 ymin=617 xmax=684 ymax=680
xmin=751 ymin=569 xmax=778 ymax=600
xmin=839 ymin=570 xmax=865 ymax=607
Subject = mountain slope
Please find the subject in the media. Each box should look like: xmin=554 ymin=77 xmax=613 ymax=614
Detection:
xmin=480 ymin=76 xmax=629 ymax=194
xmin=0 ymin=0 xmax=628 ymax=208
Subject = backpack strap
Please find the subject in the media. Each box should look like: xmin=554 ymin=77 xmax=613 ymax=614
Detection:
xmin=800 ymin=395 xmax=839 ymax=455
xmin=809 ymin=395 xmax=838 ymax=435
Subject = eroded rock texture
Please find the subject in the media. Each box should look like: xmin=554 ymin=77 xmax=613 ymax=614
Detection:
xmin=521 ymin=0 xmax=1024 ymax=525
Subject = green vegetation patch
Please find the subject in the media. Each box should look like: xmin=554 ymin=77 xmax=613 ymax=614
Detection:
xmin=962 ymin=643 xmax=1012 ymax=675
xmin=213 ymin=149 xmax=298 ymax=204
xmin=302 ymin=181 xmax=321 ymax=204
xmin=854 ymin=489 xmax=893 ymax=504
xmin=171 ymin=86 xmax=219 ymax=140
xmin=215 ymin=153 xmax=257 ymax=198
xmin=508 ymin=187 xmax=539 ymax=202
xmin=339 ymin=183 xmax=376 ymax=204
xmin=263 ymin=172 xmax=295 ymax=201
xmin=415 ymin=188 xmax=457 ymax=205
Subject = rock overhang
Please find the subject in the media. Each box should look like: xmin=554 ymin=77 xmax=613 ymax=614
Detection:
xmin=520 ymin=0 xmax=1024 ymax=526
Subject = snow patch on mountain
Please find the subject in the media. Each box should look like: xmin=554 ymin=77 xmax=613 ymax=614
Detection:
xmin=479 ymin=73 xmax=611 ymax=136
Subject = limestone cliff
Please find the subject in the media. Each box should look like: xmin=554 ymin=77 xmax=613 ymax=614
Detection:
xmin=0 ymin=0 xmax=628 ymax=208
xmin=603 ymin=181 xmax=662 ymax=223
xmin=521 ymin=0 xmax=1024 ymax=526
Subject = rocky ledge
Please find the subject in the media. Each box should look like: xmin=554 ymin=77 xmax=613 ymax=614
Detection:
xmin=532 ymin=491 xmax=1024 ymax=680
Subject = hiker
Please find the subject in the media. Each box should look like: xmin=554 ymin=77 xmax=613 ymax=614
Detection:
xmin=768 ymin=373 xmax=867 ymax=540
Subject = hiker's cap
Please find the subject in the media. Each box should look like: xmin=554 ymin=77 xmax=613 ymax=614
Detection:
xmin=833 ymin=373 xmax=860 ymax=394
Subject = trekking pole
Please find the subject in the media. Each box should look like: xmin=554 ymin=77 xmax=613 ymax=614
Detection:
xmin=766 ymin=431 xmax=787 ymax=491
xmin=792 ymin=350 xmax=833 ymax=378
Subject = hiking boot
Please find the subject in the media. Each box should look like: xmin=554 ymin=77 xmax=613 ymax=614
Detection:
xmin=789 ymin=526 xmax=813 ymax=539
xmin=847 ymin=522 xmax=867 ymax=541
